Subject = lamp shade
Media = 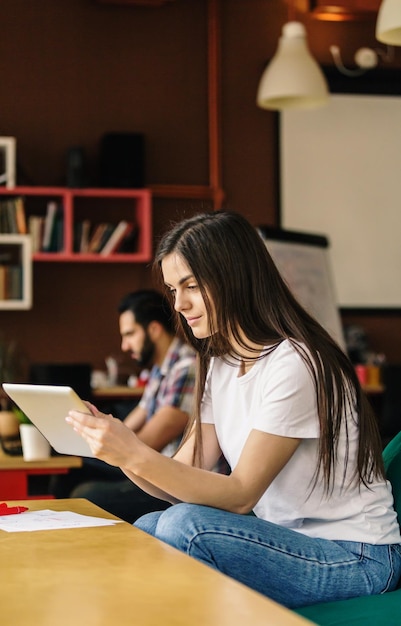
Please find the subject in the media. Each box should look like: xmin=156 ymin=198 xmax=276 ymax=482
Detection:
xmin=256 ymin=22 xmax=329 ymax=111
xmin=376 ymin=0 xmax=401 ymax=45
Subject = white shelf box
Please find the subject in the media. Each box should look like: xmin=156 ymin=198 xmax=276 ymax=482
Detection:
xmin=0 ymin=234 xmax=32 ymax=309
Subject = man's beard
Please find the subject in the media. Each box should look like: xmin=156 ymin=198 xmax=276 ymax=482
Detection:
xmin=136 ymin=331 xmax=155 ymax=368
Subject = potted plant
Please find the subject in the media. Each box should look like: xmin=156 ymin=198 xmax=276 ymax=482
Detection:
xmin=2 ymin=396 xmax=50 ymax=461
xmin=0 ymin=405 xmax=22 ymax=455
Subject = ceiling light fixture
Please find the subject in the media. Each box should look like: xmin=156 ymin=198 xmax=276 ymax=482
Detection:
xmin=376 ymin=0 xmax=401 ymax=46
xmin=309 ymin=4 xmax=376 ymax=22
xmin=256 ymin=20 xmax=329 ymax=111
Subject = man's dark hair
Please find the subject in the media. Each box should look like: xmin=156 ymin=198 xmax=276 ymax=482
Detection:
xmin=118 ymin=290 xmax=175 ymax=334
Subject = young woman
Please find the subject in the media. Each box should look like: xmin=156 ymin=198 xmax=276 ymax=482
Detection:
xmin=67 ymin=210 xmax=401 ymax=609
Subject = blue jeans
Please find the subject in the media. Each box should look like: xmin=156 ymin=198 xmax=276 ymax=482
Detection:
xmin=134 ymin=503 xmax=401 ymax=609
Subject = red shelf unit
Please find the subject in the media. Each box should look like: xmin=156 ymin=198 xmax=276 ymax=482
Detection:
xmin=0 ymin=186 xmax=152 ymax=262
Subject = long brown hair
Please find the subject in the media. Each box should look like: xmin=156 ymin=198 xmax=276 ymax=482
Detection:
xmin=155 ymin=210 xmax=384 ymax=491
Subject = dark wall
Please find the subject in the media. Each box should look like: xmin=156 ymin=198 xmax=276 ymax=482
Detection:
xmin=1 ymin=0 xmax=400 ymax=376
xmin=1 ymin=0 xmax=209 ymax=187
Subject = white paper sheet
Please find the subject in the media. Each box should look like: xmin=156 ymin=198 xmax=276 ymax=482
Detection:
xmin=0 ymin=509 xmax=122 ymax=532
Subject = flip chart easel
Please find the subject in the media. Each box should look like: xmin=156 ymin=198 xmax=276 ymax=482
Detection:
xmin=258 ymin=227 xmax=345 ymax=350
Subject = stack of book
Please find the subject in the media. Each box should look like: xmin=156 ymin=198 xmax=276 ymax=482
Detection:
xmin=28 ymin=201 xmax=64 ymax=253
xmin=74 ymin=220 xmax=137 ymax=255
xmin=0 ymin=196 xmax=27 ymax=235
xmin=0 ymin=245 xmax=22 ymax=300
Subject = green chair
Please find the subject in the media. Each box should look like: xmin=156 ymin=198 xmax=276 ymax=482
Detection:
xmin=294 ymin=430 xmax=401 ymax=626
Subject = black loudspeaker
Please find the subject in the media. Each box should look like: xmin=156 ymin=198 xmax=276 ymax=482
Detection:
xmin=99 ymin=132 xmax=145 ymax=188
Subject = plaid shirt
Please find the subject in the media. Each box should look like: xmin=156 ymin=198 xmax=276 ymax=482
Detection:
xmin=138 ymin=337 xmax=196 ymax=456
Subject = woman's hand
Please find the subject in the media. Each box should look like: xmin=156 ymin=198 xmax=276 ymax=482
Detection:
xmin=66 ymin=402 xmax=138 ymax=467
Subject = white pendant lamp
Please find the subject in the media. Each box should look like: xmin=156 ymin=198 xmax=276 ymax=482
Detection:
xmin=376 ymin=0 xmax=401 ymax=46
xmin=256 ymin=21 xmax=329 ymax=111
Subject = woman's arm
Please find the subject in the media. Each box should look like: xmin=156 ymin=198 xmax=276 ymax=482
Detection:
xmin=119 ymin=468 xmax=181 ymax=504
xmin=67 ymin=408 xmax=300 ymax=514
xmin=119 ymin=423 xmax=222 ymax=504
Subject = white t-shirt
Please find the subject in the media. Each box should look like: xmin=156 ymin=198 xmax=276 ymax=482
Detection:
xmin=201 ymin=340 xmax=401 ymax=544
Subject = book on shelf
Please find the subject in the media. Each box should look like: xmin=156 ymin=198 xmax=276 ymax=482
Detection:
xmin=87 ymin=222 xmax=112 ymax=253
xmin=15 ymin=197 xmax=27 ymax=234
xmin=99 ymin=220 xmax=135 ymax=256
xmin=29 ymin=215 xmax=44 ymax=253
xmin=0 ymin=265 xmax=5 ymax=299
xmin=2 ymin=200 xmax=17 ymax=233
xmin=42 ymin=201 xmax=57 ymax=251
xmin=97 ymin=223 xmax=115 ymax=251
xmin=115 ymin=223 xmax=139 ymax=253
xmin=26 ymin=201 xmax=64 ymax=253
xmin=0 ymin=196 xmax=27 ymax=235
xmin=53 ymin=212 xmax=64 ymax=252
xmin=0 ymin=264 xmax=22 ymax=300
xmin=75 ymin=219 xmax=91 ymax=253
xmin=7 ymin=266 xmax=22 ymax=299
xmin=42 ymin=201 xmax=60 ymax=252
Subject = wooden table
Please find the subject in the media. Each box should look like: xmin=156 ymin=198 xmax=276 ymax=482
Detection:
xmin=0 ymin=450 xmax=82 ymax=499
xmin=0 ymin=499 xmax=314 ymax=626
xmin=92 ymin=385 xmax=144 ymax=400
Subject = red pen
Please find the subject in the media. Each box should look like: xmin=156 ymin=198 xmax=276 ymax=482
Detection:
xmin=0 ymin=502 xmax=29 ymax=515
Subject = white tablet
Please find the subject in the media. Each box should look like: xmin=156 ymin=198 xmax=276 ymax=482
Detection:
xmin=2 ymin=383 xmax=94 ymax=458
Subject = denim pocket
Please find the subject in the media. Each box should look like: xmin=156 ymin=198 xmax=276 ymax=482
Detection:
xmin=390 ymin=543 xmax=401 ymax=590
xmin=391 ymin=543 xmax=401 ymax=558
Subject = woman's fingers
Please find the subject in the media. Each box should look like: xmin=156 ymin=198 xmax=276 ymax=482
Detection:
xmin=65 ymin=409 xmax=133 ymax=466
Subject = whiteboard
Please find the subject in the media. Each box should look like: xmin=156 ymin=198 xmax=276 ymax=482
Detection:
xmin=280 ymin=94 xmax=401 ymax=308
xmin=259 ymin=228 xmax=345 ymax=349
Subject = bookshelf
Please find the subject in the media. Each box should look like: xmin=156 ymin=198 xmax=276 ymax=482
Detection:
xmin=0 ymin=187 xmax=152 ymax=263
xmin=0 ymin=234 xmax=32 ymax=309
